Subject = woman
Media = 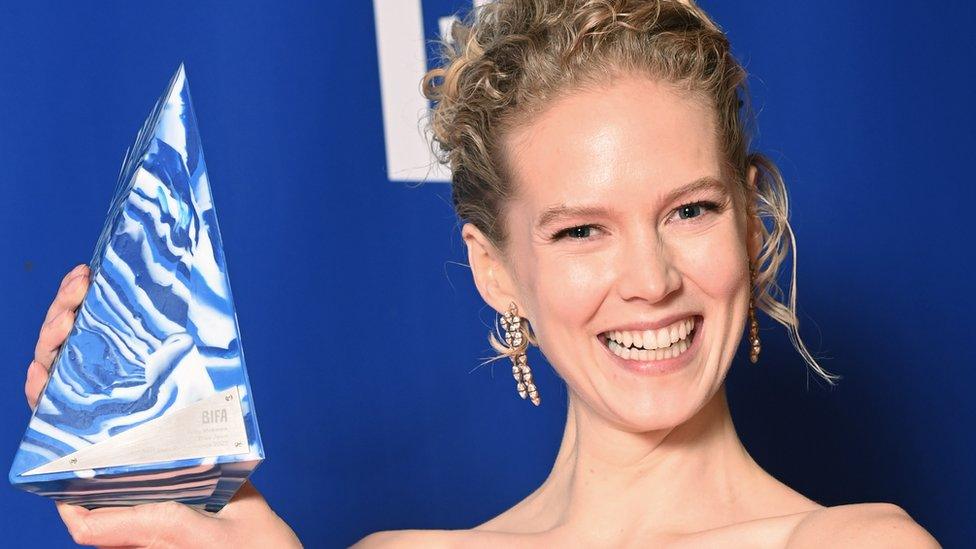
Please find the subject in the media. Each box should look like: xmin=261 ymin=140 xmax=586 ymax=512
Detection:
xmin=27 ymin=0 xmax=938 ymax=546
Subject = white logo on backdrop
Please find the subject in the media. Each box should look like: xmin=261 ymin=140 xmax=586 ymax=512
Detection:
xmin=372 ymin=0 xmax=490 ymax=182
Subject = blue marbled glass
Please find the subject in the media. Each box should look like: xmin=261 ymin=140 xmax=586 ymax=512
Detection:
xmin=9 ymin=64 xmax=264 ymax=513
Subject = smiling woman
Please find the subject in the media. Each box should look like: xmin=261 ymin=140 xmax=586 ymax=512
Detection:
xmin=352 ymin=0 xmax=939 ymax=546
xmin=18 ymin=0 xmax=943 ymax=547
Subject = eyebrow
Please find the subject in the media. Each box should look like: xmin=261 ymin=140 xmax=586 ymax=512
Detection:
xmin=534 ymin=176 xmax=729 ymax=230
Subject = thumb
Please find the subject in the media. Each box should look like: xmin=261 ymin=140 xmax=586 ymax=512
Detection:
xmin=56 ymin=500 xmax=215 ymax=547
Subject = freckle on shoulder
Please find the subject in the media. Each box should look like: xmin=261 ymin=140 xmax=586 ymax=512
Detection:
xmin=786 ymin=503 xmax=940 ymax=548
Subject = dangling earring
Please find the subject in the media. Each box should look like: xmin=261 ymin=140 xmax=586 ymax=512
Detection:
xmin=748 ymin=261 xmax=761 ymax=363
xmin=499 ymin=302 xmax=540 ymax=406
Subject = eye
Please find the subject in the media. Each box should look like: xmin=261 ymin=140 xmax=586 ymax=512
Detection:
xmin=671 ymin=200 xmax=722 ymax=223
xmin=551 ymin=224 xmax=603 ymax=241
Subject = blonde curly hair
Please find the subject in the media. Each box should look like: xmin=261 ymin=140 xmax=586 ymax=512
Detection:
xmin=421 ymin=0 xmax=840 ymax=385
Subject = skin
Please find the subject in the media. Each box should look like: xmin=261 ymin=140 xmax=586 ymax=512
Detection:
xmin=467 ymin=74 xmax=778 ymax=537
xmin=356 ymin=75 xmax=940 ymax=547
xmin=25 ymin=264 xmax=302 ymax=548
xmin=462 ymin=75 xmax=812 ymax=542
xmin=26 ymin=77 xmax=937 ymax=549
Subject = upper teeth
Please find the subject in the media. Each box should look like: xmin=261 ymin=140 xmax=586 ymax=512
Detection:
xmin=605 ymin=317 xmax=695 ymax=350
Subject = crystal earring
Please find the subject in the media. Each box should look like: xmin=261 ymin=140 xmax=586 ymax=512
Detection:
xmin=748 ymin=261 xmax=761 ymax=363
xmin=499 ymin=302 xmax=540 ymax=406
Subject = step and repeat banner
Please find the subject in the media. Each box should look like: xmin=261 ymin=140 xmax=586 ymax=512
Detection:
xmin=0 ymin=1 xmax=970 ymax=546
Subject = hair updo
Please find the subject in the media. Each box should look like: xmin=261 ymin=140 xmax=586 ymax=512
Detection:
xmin=421 ymin=0 xmax=841 ymax=385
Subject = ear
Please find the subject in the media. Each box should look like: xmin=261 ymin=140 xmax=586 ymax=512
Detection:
xmin=744 ymin=163 xmax=763 ymax=267
xmin=461 ymin=222 xmax=521 ymax=316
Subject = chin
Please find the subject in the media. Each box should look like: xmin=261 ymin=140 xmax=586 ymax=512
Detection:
xmin=580 ymin=315 xmax=728 ymax=432
xmin=604 ymin=391 xmax=702 ymax=433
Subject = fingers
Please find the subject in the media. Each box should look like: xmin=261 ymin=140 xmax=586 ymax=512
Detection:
xmin=27 ymin=265 xmax=90 ymax=410
xmin=57 ymin=500 xmax=217 ymax=548
xmin=28 ymin=306 xmax=77 ymax=410
xmin=34 ymin=307 xmax=76 ymax=372
xmin=44 ymin=264 xmax=90 ymax=325
xmin=24 ymin=359 xmax=50 ymax=411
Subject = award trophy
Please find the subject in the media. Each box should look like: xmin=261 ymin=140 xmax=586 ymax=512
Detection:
xmin=8 ymin=64 xmax=264 ymax=512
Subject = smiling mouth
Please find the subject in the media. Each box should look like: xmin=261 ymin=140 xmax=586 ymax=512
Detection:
xmin=599 ymin=316 xmax=700 ymax=362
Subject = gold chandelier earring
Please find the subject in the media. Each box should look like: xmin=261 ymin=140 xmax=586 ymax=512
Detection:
xmin=498 ymin=302 xmax=540 ymax=406
xmin=748 ymin=261 xmax=761 ymax=363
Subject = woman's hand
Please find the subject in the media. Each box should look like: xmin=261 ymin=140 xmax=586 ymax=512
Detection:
xmin=25 ymin=263 xmax=90 ymax=411
xmin=28 ymin=264 xmax=303 ymax=548
xmin=55 ymin=481 xmax=302 ymax=548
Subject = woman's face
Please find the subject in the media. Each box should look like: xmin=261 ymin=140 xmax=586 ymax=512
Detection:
xmin=469 ymin=75 xmax=757 ymax=431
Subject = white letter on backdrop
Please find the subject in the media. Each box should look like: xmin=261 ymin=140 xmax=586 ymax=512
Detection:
xmin=372 ymin=1 xmax=490 ymax=183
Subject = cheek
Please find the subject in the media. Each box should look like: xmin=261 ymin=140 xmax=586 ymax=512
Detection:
xmin=523 ymin=252 xmax=611 ymax=341
xmin=673 ymin=221 xmax=748 ymax=297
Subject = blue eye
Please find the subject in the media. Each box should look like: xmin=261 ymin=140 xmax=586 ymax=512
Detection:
xmin=551 ymin=225 xmax=601 ymax=241
xmin=674 ymin=201 xmax=720 ymax=221
xmin=551 ymin=201 xmax=723 ymax=242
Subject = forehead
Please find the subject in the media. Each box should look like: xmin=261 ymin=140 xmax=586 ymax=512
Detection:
xmin=503 ymin=76 xmax=723 ymax=208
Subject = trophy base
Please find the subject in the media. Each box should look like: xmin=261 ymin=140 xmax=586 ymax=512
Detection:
xmin=13 ymin=458 xmax=262 ymax=513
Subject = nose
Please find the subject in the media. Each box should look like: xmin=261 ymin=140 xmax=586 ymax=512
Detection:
xmin=614 ymin=233 xmax=682 ymax=304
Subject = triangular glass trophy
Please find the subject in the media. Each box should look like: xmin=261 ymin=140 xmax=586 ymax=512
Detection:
xmin=9 ymin=64 xmax=264 ymax=513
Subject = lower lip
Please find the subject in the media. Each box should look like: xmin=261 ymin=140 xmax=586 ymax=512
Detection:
xmin=598 ymin=316 xmax=703 ymax=376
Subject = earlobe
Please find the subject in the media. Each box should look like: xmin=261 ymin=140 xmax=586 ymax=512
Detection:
xmin=461 ymin=223 xmax=519 ymax=315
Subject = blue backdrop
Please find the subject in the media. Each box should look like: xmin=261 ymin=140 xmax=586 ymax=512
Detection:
xmin=0 ymin=1 xmax=971 ymax=547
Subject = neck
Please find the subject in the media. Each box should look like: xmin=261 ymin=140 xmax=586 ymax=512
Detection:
xmin=498 ymin=384 xmax=776 ymax=540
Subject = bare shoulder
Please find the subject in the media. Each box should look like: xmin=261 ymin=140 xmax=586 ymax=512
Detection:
xmin=351 ymin=529 xmax=459 ymax=549
xmin=786 ymin=502 xmax=940 ymax=548
xmin=352 ymin=527 xmax=546 ymax=548
xmin=352 ymin=528 xmax=510 ymax=549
